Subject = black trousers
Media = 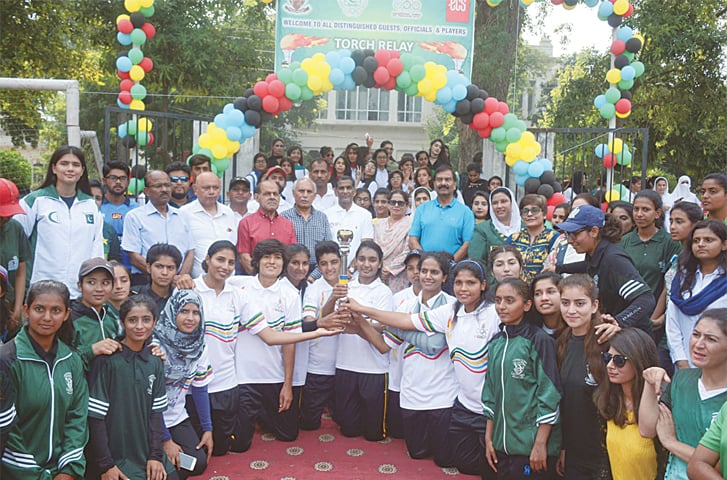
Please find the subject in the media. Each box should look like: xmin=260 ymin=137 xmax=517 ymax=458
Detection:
xmin=196 ymin=387 xmax=239 ymax=456
xmin=495 ymin=453 xmax=558 ymax=480
xmin=401 ymin=406 xmax=452 ymax=462
xmin=436 ymin=399 xmax=495 ymax=480
xmin=168 ymin=418 xmax=208 ymax=479
xmin=233 ymin=383 xmax=299 ymax=452
xmin=300 ymin=372 xmax=336 ymax=430
xmin=386 ymin=390 xmax=404 ymax=439
xmin=334 ymin=368 xmax=387 ymax=441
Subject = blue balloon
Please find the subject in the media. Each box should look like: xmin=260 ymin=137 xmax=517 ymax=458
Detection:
xmin=584 ymin=0 xmax=599 ymax=6
xmin=329 ymin=68 xmax=345 ymax=86
xmin=443 ymin=99 xmax=457 ymax=113
xmin=341 ymin=75 xmax=356 ymax=91
xmin=446 ymin=70 xmax=463 ymax=85
xmin=617 ymin=26 xmax=634 ymax=42
xmin=227 ymin=109 xmax=244 ymax=126
xmin=326 ymin=51 xmax=340 ymax=68
xmin=225 ymin=126 xmax=242 ymax=141
xmin=240 ymin=122 xmax=257 ymax=139
xmin=116 ymin=32 xmax=132 ymax=46
xmin=528 ymin=161 xmax=544 ymax=178
xmin=118 ymin=124 xmax=128 ymax=138
xmin=594 ymin=144 xmax=610 ymax=158
xmin=340 ymin=57 xmax=356 ymax=74
xmin=540 ymin=158 xmax=553 ymax=171
xmin=214 ymin=113 xmax=227 ymax=128
xmin=436 ymin=87 xmax=453 ymax=105
xmin=620 ymin=65 xmax=636 ymax=81
xmin=515 ymin=174 xmax=528 ymax=187
xmin=513 ymin=160 xmax=529 ymax=176
xmin=116 ymin=56 xmax=132 ymax=72
xmin=598 ymin=1 xmax=614 ymax=17
xmin=223 ymin=103 xmax=235 ymax=114
xmin=452 ymin=84 xmax=467 ymax=101
xmin=117 ymin=98 xmax=129 ymax=109
xmin=594 ymin=94 xmax=608 ymax=109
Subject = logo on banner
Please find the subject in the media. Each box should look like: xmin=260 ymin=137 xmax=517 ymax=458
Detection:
xmin=446 ymin=0 xmax=470 ymax=23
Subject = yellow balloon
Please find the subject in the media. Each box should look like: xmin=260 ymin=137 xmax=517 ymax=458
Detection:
xmin=506 ymin=143 xmax=522 ymax=162
xmin=423 ymin=91 xmax=437 ymax=103
xmin=522 ymin=146 xmax=537 ymax=162
xmin=613 ymin=0 xmax=629 ymax=15
xmin=605 ymin=189 xmax=621 ymax=202
xmin=124 ymin=0 xmax=141 ymax=13
xmin=609 ymin=138 xmax=624 ymax=154
xmin=520 ymin=131 xmax=536 ymax=143
xmin=137 ymin=118 xmax=153 ymax=131
xmin=307 ymin=75 xmax=323 ymax=92
xmin=417 ymin=78 xmax=433 ymax=95
xmin=262 ymin=0 xmax=273 ymax=3
xmin=227 ymin=141 xmax=241 ymax=155
xmin=616 ymin=110 xmax=631 ymax=119
xmin=116 ymin=14 xmax=131 ymax=25
xmin=312 ymin=53 xmax=326 ymax=63
xmin=211 ymin=144 xmax=227 ymax=160
xmin=432 ymin=73 xmax=447 ymax=90
xmin=140 ymin=0 xmax=154 ymax=7
xmin=300 ymin=58 xmax=313 ymax=71
xmin=198 ymin=133 xmax=212 ymax=149
xmin=129 ymin=65 xmax=145 ymax=82
xmin=321 ymin=79 xmax=334 ymax=92
xmin=129 ymin=99 xmax=145 ymax=111
xmin=534 ymin=142 xmax=542 ymax=156
xmin=606 ymin=68 xmax=621 ymax=84
xmin=210 ymin=128 xmax=227 ymax=144
xmin=562 ymin=3 xmax=576 ymax=9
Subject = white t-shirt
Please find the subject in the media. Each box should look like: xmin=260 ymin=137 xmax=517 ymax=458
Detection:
xmin=194 ymin=277 xmax=255 ymax=393
xmin=162 ymin=345 xmax=213 ymax=428
xmin=280 ymin=277 xmax=308 ymax=387
xmin=324 ymin=203 xmax=374 ymax=267
xmin=180 ymin=200 xmax=239 ymax=278
xmin=410 ymin=300 xmax=499 ymax=414
xmin=302 ymin=277 xmax=338 ymax=376
xmin=228 ymin=275 xmax=302 ymax=384
xmin=336 ymin=278 xmax=393 ymax=374
xmin=386 ymin=286 xmax=418 ymax=392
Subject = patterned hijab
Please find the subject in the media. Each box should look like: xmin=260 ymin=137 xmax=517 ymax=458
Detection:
xmin=153 ymin=289 xmax=206 ymax=381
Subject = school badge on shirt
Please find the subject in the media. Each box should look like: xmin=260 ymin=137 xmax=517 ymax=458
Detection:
xmin=85 ymin=213 xmax=95 ymax=224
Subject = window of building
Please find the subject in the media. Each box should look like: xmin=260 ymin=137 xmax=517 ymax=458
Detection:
xmin=335 ymin=87 xmax=390 ymax=121
xmin=397 ymin=93 xmax=422 ymax=123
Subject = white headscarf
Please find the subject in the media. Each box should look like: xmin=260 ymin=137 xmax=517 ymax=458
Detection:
xmin=489 ymin=187 xmax=521 ymax=237
xmin=670 ymin=175 xmax=701 ymax=206
xmin=653 ymin=176 xmax=672 ymax=206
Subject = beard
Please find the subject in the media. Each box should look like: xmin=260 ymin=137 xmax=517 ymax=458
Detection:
xmin=171 ymin=191 xmax=187 ymax=200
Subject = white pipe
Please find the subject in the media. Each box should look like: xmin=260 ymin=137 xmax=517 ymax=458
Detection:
xmin=0 ymin=77 xmax=81 ymax=147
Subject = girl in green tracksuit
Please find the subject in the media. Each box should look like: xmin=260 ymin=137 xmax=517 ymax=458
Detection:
xmin=484 ymin=278 xmax=562 ymax=480
xmin=0 ymin=280 xmax=89 ymax=480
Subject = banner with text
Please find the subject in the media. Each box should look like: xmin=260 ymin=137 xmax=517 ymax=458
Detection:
xmin=275 ymin=0 xmax=476 ymax=80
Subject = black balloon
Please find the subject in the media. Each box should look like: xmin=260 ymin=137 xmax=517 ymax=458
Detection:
xmin=118 ymin=50 xmax=128 ymax=58
xmin=363 ymin=56 xmax=378 ymax=73
xmin=244 ymin=110 xmax=261 ymax=128
xmin=351 ymin=50 xmax=365 ymax=66
xmin=565 ymin=0 xmax=578 ymax=5
xmin=130 ymin=12 xmax=146 ymax=28
xmin=552 ymin=181 xmax=562 ymax=193
xmin=537 ymin=184 xmax=555 ymax=198
xmin=352 ymin=66 xmax=368 ymax=84
xmin=460 ymin=113 xmax=473 ymax=124
xmin=470 ymin=97 xmax=485 ymax=114
xmin=247 ymin=95 xmax=262 ymax=111
xmin=525 ymin=178 xmax=541 ymax=194
xmin=614 ymin=55 xmax=630 ymax=69
xmin=620 ymin=90 xmax=632 ymax=100
xmin=626 ymin=38 xmax=642 ymax=53
xmin=479 ymin=89 xmax=489 ymax=100
xmin=363 ymin=76 xmax=376 ymax=88
xmin=261 ymin=112 xmax=273 ymax=123
xmin=243 ymin=88 xmax=254 ymax=98
xmin=131 ymin=164 xmax=146 ymax=179
xmin=233 ymin=97 xmax=248 ymax=111
xmin=455 ymin=99 xmax=470 ymax=116
xmin=608 ymin=13 xmax=622 ymax=28
xmin=540 ymin=171 xmax=556 ymax=185
xmin=466 ymin=84 xmax=479 ymax=101
xmin=121 ymin=136 xmax=137 ymax=148
xmin=363 ymin=49 xmax=375 ymax=58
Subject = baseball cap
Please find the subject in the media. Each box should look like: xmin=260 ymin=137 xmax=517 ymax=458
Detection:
xmin=229 ymin=177 xmax=251 ymax=190
xmin=556 ymin=205 xmax=605 ymax=232
xmin=0 ymin=178 xmax=26 ymax=217
xmin=264 ymin=166 xmax=287 ymax=179
xmin=404 ymin=249 xmax=423 ymax=264
xmin=78 ymin=257 xmax=115 ymax=281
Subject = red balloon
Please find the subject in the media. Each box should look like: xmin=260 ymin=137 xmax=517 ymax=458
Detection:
xmin=120 ymin=79 xmax=134 ymax=91
xmin=389 ymin=50 xmax=400 ymax=59
xmin=386 ymin=58 xmax=404 ymax=77
xmin=118 ymin=20 xmax=133 ymax=34
xmin=147 ymin=132 xmax=154 ymax=146
xmin=253 ymin=81 xmax=269 ymax=97
xmin=603 ymin=153 xmax=617 ymax=169
xmin=489 ymin=111 xmax=505 ymax=128
xmin=611 ymin=40 xmax=626 ymax=55
xmin=615 ymin=98 xmax=631 ymax=114
xmin=484 ymin=97 xmax=499 ymax=114
xmin=472 ymin=112 xmax=490 ymax=129
xmin=373 ymin=66 xmax=390 ymax=85
xmin=546 ymin=205 xmax=555 ymax=220
xmin=551 ymin=0 xmax=564 ymax=4
xmin=118 ymin=91 xmax=132 ymax=104
xmin=139 ymin=57 xmax=153 ymax=73
xmin=623 ymin=3 xmax=634 ymax=16
xmin=374 ymin=49 xmax=391 ymax=66
xmin=278 ymin=96 xmax=293 ymax=112
xmin=265 ymin=73 xmax=278 ymax=83
xmin=478 ymin=127 xmax=492 ymax=139
xmin=268 ymin=79 xmax=285 ymax=98
xmin=548 ymin=192 xmax=566 ymax=206
xmin=117 ymin=69 xmax=130 ymax=80
xmin=262 ymin=95 xmax=279 ymax=113
xmin=140 ymin=23 xmax=156 ymax=39
xmin=382 ymin=77 xmax=396 ymax=91
xmin=497 ymin=101 xmax=510 ymax=115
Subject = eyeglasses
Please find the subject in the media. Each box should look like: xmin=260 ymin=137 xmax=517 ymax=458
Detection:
xmin=602 ymin=352 xmax=629 ymax=368
xmin=566 ymin=227 xmax=589 ymax=239
xmin=105 ymin=175 xmax=128 ymax=182
xmin=388 ymin=200 xmax=406 ymax=207
xmin=170 ymin=176 xmax=189 ymax=183
xmin=521 ymin=207 xmax=542 ymax=216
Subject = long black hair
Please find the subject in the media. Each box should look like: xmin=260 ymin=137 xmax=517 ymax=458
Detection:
xmin=678 ymin=220 xmax=727 ymax=296
xmin=40 ymin=145 xmax=92 ymax=195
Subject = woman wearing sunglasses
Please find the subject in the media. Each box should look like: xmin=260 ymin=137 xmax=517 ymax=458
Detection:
xmin=640 ymin=308 xmax=727 ymax=479
xmin=506 ymin=194 xmax=558 ymax=284
xmin=593 ymin=328 xmax=660 ymax=480
xmin=374 ymin=190 xmax=413 ymax=293
xmin=555 ymin=205 xmax=655 ymax=334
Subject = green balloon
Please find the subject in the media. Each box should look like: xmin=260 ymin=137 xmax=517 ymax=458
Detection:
xmin=605 ymin=87 xmax=621 ymax=104
xmin=210 ymin=163 xmax=218 ymax=176
xmin=623 ymin=51 xmax=635 ymax=61
xmin=136 ymin=130 xmax=150 ymax=146
xmin=495 ymin=141 xmax=508 ymax=153
xmin=214 ymin=158 xmax=230 ymax=172
xmin=139 ymin=5 xmax=154 ymax=17
xmin=405 ymin=82 xmax=419 ymax=97
xmin=400 ymin=53 xmax=414 ymax=70
xmin=490 ymin=127 xmax=507 ymax=143
xmin=285 ymin=83 xmax=302 ymax=101
xmin=502 ymin=113 xmax=518 ymax=130
xmin=126 ymin=120 xmax=137 ymax=136
xmin=396 ymin=71 xmax=412 ymax=89
xmin=409 ymin=64 xmax=426 ymax=82
xmin=130 ymin=84 xmax=146 ymax=100
xmin=292 ymin=68 xmax=308 ymax=86
xmin=618 ymin=79 xmax=634 ymax=90
xmin=197 ymin=148 xmax=212 ymax=160
xmin=130 ymin=28 xmax=146 ymax=46
xmin=617 ymin=184 xmax=629 ymax=197
xmin=515 ymin=120 xmax=527 ymax=132
xmin=128 ymin=47 xmax=143 ymax=65
xmin=277 ymin=68 xmax=293 ymax=84
xmin=506 ymin=128 xmax=522 ymax=143
xmin=617 ymin=150 xmax=633 ymax=166
xmin=599 ymin=103 xmax=616 ymax=119
xmin=300 ymin=86 xmax=314 ymax=101
xmin=128 ymin=177 xmax=144 ymax=194
xmin=631 ymin=61 xmax=645 ymax=78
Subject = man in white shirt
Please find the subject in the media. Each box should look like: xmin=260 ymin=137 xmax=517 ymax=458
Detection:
xmin=373 ymin=147 xmax=390 ymax=188
xmin=180 ymin=172 xmax=238 ymax=277
xmin=310 ymin=158 xmax=337 ymax=211
xmin=324 ymin=176 xmax=374 ymax=267
xmin=227 ymin=177 xmax=257 ymax=222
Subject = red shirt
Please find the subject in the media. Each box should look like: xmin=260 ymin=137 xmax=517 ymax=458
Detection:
xmin=237 ymin=209 xmax=296 ymax=254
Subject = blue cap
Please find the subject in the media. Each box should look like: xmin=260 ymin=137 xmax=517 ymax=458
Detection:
xmin=557 ymin=205 xmax=605 ymax=232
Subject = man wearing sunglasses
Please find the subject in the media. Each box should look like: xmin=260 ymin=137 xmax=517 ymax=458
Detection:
xmin=164 ymin=161 xmax=193 ymax=208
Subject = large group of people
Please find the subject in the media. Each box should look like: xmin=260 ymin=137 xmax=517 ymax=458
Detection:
xmin=2 ymin=139 xmax=727 ymax=480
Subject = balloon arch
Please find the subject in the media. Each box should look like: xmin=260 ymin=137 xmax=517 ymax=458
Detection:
xmin=113 ymin=0 xmax=644 ymax=206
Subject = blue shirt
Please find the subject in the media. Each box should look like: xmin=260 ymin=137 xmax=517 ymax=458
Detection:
xmin=121 ymin=202 xmax=193 ymax=273
xmin=409 ymin=197 xmax=474 ymax=254
xmin=101 ymin=197 xmax=139 ymax=269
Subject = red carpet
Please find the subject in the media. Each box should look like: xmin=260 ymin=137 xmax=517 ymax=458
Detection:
xmin=205 ymin=414 xmax=475 ymax=479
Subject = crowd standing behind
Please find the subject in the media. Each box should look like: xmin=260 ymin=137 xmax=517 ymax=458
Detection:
xmin=3 ymin=141 xmax=727 ymax=479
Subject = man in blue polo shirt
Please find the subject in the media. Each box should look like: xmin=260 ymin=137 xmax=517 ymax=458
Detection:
xmin=100 ymin=162 xmax=138 ymax=269
xmin=409 ymin=165 xmax=474 ymax=260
